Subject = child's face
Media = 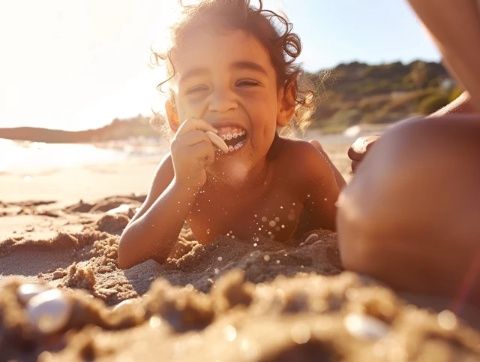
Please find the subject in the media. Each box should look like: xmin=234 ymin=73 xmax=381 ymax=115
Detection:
xmin=168 ymin=29 xmax=290 ymax=181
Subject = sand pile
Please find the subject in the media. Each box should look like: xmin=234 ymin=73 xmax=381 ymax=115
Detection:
xmin=1 ymin=195 xmax=479 ymax=361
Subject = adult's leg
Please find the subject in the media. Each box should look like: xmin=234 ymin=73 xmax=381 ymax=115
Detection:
xmin=337 ymin=115 xmax=480 ymax=310
xmin=407 ymin=0 xmax=480 ymax=111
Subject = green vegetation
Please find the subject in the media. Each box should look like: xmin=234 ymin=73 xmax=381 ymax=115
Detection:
xmin=306 ymin=60 xmax=459 ymax=132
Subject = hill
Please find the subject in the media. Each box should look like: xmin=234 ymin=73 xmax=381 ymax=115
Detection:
xmin=307 ymin=60 xmax=458 ymax=132
xmin=0 ymin=116 xmax=158 ymax=143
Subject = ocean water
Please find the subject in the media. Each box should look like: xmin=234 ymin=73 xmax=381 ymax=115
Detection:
xmin=0 ymin=138 xmax=168 ymax=175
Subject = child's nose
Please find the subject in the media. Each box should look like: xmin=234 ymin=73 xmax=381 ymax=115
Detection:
xmin=208 ymin=87 xmax=237 ymax=113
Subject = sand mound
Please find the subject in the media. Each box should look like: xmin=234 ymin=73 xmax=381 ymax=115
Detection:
xmin=1 ymin=195 xmax=479 ymax=361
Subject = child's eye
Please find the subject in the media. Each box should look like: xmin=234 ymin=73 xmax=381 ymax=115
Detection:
xmin=236 ymin=79 xmax=260 ymax=87
xmin=186 ymin=85 xmax=209 ymax=95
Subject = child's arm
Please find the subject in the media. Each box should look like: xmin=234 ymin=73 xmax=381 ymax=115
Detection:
xmin=117 ymin=119 xmax=217 ymax=269
xmin=295 ymin=142 xmax=341 ymax=231
xmin=309 ymin=140 xmax=346 ymax=189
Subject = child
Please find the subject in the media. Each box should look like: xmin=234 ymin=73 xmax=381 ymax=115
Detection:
xmin=118 ymin=0 xmax=343 ymax=269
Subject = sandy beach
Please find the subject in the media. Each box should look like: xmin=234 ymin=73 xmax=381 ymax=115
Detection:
xmin=1 ymin=131 xmax=480 ymax=361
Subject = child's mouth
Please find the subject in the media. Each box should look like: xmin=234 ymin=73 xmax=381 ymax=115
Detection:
xmin=217 ymin=127 xmax=247 ymax=154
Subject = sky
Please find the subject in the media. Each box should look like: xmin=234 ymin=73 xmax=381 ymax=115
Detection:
xmin=0 ymin=0 xmax=440 ymax=131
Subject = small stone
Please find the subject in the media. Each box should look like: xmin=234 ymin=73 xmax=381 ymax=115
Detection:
xmin=344 ymin=313 xmax=389 ymax=341
xmin=437 ymin=310 xmax=457 ymax=331
xmin=290 ymin=322 xmax=311 ymax=344
xmin=149 ymin=316 xmax=162 ymax=329
xmin=27 ymin=289 xmax=72 ymax=334
xmin=224 ymin=324 xmax=237 ymax=342
xmin=113 ymin=298 xmax=136 ymax=312
xmin=106 ymin=204 xmax=130 ymax=215
xmin=17 ymin=283 xmax=50 ymax=304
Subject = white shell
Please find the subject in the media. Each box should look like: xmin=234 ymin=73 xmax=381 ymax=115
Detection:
xmin=27 ymin=289 xmax=72 ymax=334
xmin=106 ymin=204 xmax=131 ymax=215
xmin=17 ymin=283 xmax=50 ymax=304
xmin=304 ymin=233 xmax=319 ymax=244
xmin=112 ymin=298 xmax=137 ymax=312
xmin=206 ymin=131 xmax=229 ymax=153
xmin=344 ymin=313 xmax=389 ymax=341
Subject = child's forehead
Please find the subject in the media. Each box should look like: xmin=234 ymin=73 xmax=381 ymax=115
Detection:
xmin=171 ymin=29 xmax=273 ymax=75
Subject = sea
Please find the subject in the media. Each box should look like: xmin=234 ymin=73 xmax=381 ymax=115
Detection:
xmin=0 ymin=124 xmax=384 ymax=175
xmin=0 ymin=137 xmax=169 ymax=175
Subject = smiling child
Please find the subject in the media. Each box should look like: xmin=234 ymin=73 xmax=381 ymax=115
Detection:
xmin=118 ymin=0 xmax=343 ymax=269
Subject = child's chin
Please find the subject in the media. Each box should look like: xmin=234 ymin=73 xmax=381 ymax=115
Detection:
xmin=208 ymin=159 xmax=251 ymax=186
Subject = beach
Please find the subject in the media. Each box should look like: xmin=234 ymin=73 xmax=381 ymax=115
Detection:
xmin=1 ymin=130 xmax=480 ymax=361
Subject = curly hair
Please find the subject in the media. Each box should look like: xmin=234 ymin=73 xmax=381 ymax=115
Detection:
xmin=151 ymin=0 xmax=315 ymax=134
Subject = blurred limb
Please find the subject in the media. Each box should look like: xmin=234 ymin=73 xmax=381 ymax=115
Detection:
xmin=430 ymin=91 xmax=475 ymax=117
xmin=337 ymin=115 xmax=480 ymax=308
xmin=408 ymin=0 xmax=480 ymax=111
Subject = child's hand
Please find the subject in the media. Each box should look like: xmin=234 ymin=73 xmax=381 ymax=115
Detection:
xmin=347 ymin=135 xmax=379 ymax=172
xmin=171 ymin=118 xmax=218 ymax=189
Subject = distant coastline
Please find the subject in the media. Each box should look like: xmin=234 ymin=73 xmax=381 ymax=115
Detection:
xmin=0 ymin=60 xmax=455 ymax=143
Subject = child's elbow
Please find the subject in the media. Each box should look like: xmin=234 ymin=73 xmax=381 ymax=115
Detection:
xmin=117 ymin=249 xmax=130 ymax=270
xmin=117 ymin=253 xmax=131 ymax=269
xmin=117 ymin=236 xmax=134 ymax=269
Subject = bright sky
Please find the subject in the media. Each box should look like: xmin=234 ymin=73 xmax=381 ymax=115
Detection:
xmin=0 ymin=0 xmax=440 ymax=131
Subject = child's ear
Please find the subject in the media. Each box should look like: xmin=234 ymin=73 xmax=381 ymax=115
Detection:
xmin=165 ymin=97 xmax=180 ymax=132
xmin=277 ymin=80 xmax=296 ymax=127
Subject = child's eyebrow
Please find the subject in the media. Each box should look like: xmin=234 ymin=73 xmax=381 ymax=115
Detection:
xmin=179 ymin=68 xmax=209 ymax=84
xmin=231 ymin=61 xmax=268 ymax=76
xmin=179 ymin=61 xmax=268 ymax=84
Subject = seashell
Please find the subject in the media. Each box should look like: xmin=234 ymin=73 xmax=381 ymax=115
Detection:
xmin=304 ymin=233 xmax=319 ymax=244
xmin=206 ymin=131 xmax=229 ymax=153
xmin=17 ymin=283 xmax=50 ymax=304
xmin=344 ymin=313 xmax=389 ymax=341
xmin=112 ymin=298 xmax=137 ymax=312
xmin=27 ymin=289 xmax=72 ymax=334
xmin=106 ymin=204 xmax=131 ymax=215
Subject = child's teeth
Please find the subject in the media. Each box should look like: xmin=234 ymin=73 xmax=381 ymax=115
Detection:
xmin=226 ymin=133 xmax=233 ymax=140
xmin=206 ymin=131 xmax=229 ymax=153
xmin=228 ymin=145 xmax=234 ymax=152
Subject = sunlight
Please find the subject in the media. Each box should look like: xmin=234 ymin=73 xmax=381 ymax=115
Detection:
xmin=0 ymin=0 xmax=181 ymax=131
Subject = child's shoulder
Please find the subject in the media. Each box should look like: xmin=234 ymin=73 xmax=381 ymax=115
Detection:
xmin=274 ymin=137 xmax=326 ymax=165
xmin=273 ymin=137 xmax=334 ymax=182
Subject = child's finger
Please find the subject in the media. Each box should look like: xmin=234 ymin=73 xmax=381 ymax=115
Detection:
xmin=190 ymin=141 xmax=216 ymax=166
xmin=176 ymin=118 xmax=217 ymax=136
xmin=173 ymin=130 xmax=211 ymax=148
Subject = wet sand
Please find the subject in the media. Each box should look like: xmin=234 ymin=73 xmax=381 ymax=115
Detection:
xmin=1 ymin=134 xmax=479 ymax=361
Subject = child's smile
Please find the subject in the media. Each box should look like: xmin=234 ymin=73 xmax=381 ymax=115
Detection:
xmin=216 ymin=126 xmax=247 ymax=154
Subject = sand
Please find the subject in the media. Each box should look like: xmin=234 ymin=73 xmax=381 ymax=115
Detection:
xmin=1 ymin=135 xmax=480 ymax=361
